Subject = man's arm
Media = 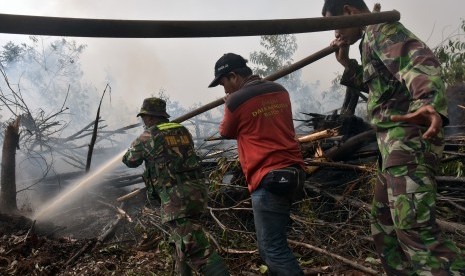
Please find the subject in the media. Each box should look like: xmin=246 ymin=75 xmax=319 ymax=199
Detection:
xmin=122 ymin=132 xmax=150 ymax=168
xmin=219 ymin=100 xmax=238 ymax=139
xmin=390 ymin=105 xmax=442 ymax=139
xmin=371 ymin=23 xmax=448 ymax=138
xmin=330 ymin=40 xmax=368 ymax=93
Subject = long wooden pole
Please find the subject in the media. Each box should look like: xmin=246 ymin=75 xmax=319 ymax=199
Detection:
xmin=0 ymin=10 xmax=399 ymax=38
xmin=173 ymin=45 xmax=338 ymax=123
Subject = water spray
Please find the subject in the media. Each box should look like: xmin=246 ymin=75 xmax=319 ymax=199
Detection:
xmin=33 ymin=150 xmax=126 ymax=220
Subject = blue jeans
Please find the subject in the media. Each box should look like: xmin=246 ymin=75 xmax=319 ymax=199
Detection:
xmin=251 ymin=187 xmax=303 ymax=276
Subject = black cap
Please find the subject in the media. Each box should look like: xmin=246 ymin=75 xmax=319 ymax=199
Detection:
xmin=208 ymin=53 xmax=248 ymax=88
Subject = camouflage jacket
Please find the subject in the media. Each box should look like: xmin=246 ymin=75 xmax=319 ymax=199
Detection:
xmin=340 ymin=22 xmax=448 ymax=169
xmin=122 ymin=122 xmax=207 ymax=222
xmin=341 ymin=21 xmax=448 ymax=129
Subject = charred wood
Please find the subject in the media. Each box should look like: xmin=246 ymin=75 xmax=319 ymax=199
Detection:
xmin=325 ymin=129 xmax=376 ymax=161
xmin=86 ymin=85 xmax=110 ymax=172
xmin=436 ymin=176 xmax=465 ymax=185
xmin=0 ymin=118 xmax=20 ymax=213
xmin=340 ymin=87 xmax=364 ymax=116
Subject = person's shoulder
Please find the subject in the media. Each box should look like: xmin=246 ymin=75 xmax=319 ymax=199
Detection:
xmin=138 ymin=126 xmax=162 ymax=143
xmin=270 ymin=80 xmax=286 ymax=90
xmin=234 ymin=80 xmax=287 ymax=100
xmin=369 ymin=22 xmax=405 ymax=34
xmin=137 ymin=130 xmax=152 ymax=143
xmin=254 ymin=79 xmax=287 ymax=91
xmin=367 ymin=22 xmax=419 ymax=47
xmin=372 ymin=22 xmax=416 ymax=40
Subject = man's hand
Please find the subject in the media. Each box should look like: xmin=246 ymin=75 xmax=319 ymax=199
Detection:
xmin=330 ymin=38 xmax=351 ymax=68
xmin=390 ymin=105 xmax=443 ymax=139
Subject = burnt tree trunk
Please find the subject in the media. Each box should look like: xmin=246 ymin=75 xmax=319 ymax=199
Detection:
xmin=340 ymin=87 xmax=361 ymax=116
xmin=0 ymin=118 xmax=20 ymax=213
xmin=445 ymin=83 xmax=465 ymax=136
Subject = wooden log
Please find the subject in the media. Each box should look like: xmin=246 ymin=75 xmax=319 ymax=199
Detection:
xmin=325 ymin=129 xmax=376 ymax=161
xmin=0 ymin=118 xmax=20 ymax=213
xmin=0 ymin=10 xmax=400 ymax=38
xmin=298 ymin=129 xmax=338 ymax=143
xmin=340 ymin=87 xmax=365 ymax=116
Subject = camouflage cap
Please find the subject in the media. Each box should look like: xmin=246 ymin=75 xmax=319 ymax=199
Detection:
xmin=137 ymin=97 xmax=170 ymax=118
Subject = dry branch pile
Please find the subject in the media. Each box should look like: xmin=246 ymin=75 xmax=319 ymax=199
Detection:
xmin=1 ymin=80 xmax=465 ymax=275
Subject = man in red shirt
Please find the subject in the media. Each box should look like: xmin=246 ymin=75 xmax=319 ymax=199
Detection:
xmin=209 ymin=53 xmax=306 ymax=275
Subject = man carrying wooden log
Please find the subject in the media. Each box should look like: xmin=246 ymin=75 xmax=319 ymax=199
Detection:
xmin=122 ymin=97 xmax=229 ymax=276
xmin=208 ymin=53 xmax=306 ymax=275
xmin=322 ymin=0 xmax=465 ymax=275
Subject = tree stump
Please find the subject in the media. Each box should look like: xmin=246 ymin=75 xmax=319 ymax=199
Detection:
xmin=0 ymin=118 xmax=20 ymax=214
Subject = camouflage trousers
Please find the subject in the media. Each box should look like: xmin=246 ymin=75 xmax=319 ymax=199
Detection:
xmin=371 ymin=164 xmax=465 ymax=275
xmin=167 ymin=217 xmax=229 ymax=276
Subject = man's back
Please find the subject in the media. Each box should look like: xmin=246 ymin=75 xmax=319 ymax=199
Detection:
xmin=220 ymin=78 xmax=303 ymax=192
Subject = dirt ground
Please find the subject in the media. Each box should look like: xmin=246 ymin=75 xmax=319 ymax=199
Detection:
xmin=0 ymin=195 xmax=162 ymax=275
xmin=0 ymin=214 xmax=368 ymax=276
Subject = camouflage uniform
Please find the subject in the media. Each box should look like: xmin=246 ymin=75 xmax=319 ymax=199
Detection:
xmin=341 ymin=22 xmax=465 ymax=275
xmin=122 ymin=97 xmax=229 ymax=276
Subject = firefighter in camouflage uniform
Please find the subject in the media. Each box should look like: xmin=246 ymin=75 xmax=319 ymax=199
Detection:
xmin=122 ymin=97 xmax=229 ymax=276
xmin=322 ymin=0 xmax=465 ymax=275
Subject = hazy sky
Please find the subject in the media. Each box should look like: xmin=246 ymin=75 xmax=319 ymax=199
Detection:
xmin=0 ymin=0 xmax=463 ymax=126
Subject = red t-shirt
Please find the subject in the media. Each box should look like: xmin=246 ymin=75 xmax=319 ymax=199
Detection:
xmin=220 ymin=77 xmax=304 ymax=193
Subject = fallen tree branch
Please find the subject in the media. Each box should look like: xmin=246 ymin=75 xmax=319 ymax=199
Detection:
xmin=436 ymin=176 xmax=465 ymax=184
xmin=438 ymin=196 xmax=465 ymax=213
xmin=64 ymin=239 xmax=96 ymax=267
xmin=306 ymin=182 xmax=465 ymax=235
xmin=92 ymin=202 xmax=127 ymax=250
xmin=96 ymin=200 xmax=132 ymax=222
xmin=208 ymin=208 xmax=254 ymax=235
xmin=288 ymin=239 xmax=379 ymax=275
xmin=22 ymin=219 xmax=36 ymax=243
xmin=207 ymin=198 xmax=251 ymax=211
xmin=436 ymin=219 xmax=465 ymax=235
xmin=304 ymin=160 xmax=371 ymax=172
xmin=203 ymin=229 xmax=258 ymax=255
xmin=117 ymin=188 xmax=144 ymax=202
xmin=94 ymin=216 xmax=123 ymax=248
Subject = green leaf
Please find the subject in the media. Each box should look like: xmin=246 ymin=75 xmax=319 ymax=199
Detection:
xmin=259 ymin=265 xmax=268 ymax=274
